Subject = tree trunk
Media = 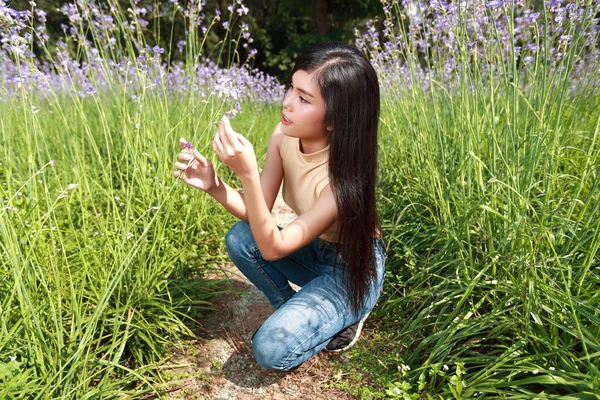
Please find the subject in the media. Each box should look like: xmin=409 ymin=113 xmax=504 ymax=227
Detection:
xmin=312 ymin=0 xmax=329 ymax=36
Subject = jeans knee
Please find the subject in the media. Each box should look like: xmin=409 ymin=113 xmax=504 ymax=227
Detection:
xmin=252 ymin=331 xmax=292 ymax=371
xmin=225 ymin=221 xmax=252 ymax=261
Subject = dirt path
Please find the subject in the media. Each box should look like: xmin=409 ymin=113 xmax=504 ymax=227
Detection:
xmin=163 ymin=192 xmax=358 ymax=399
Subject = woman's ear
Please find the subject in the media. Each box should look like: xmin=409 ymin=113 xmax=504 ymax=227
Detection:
xmin=327 ymin=125 xmax=333 ymax=132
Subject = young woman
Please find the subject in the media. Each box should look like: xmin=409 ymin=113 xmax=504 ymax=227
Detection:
xmin=173 ymin=41 xmax=385 ymax=372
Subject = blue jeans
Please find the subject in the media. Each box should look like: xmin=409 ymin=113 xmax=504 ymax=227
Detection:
xmin=225 ymin=221 xmax=385 ymax=371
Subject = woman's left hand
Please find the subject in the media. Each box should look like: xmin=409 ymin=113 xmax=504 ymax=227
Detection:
xmin=213 ymin=116 xmax=258 ymax=180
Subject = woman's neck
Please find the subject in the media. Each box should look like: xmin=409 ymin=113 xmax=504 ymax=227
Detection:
xmin=299 ymin=137 xmax=329 ymax=154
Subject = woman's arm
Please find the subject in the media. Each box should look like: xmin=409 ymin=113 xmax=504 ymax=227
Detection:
xmin=214 ymin=117 xmax=337 ymax=260
xmin=205 ymin=124 xmax=284 ymax=220
xmin=243 ymin=178 xmax=337 ymax=260
xmin=173 ymin=124 xmax=284 ymax=221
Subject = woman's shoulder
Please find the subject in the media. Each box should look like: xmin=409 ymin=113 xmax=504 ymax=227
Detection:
xmin=270 ymin=122 xmax=284 ymax=139
xmin=270 ymin=123 xmax=294 ymax=154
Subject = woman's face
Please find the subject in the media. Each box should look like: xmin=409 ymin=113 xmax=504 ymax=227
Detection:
xmin=280 ymin=69 xmax=330 ymax=150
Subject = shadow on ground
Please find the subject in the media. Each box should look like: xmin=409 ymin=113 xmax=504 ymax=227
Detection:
xmin=161 ymin=266 xmax=356 ymax=400
xmin=161 ymin=193 xmax=356 ymax=399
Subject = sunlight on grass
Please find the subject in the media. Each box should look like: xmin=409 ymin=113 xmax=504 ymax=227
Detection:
xmin=354 ymin=0 xmax=600 ymax=397
xmin=0 ymin=0 xmax=280 ymax=397
xmin=2 ymin=0 xmax=599 ymax=398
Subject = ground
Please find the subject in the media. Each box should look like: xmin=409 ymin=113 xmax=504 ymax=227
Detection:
xmin=161 ymin=192 xmax=360 ymax=400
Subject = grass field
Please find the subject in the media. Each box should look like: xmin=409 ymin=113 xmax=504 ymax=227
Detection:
xmin=1 ymin=0 xmax=599 ymax=398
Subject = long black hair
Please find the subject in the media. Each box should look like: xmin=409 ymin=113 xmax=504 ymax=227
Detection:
xmin=291 ymin=42 xmax=381 ymax=316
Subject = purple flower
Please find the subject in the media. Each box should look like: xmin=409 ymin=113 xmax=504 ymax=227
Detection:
xmin=527 ymin=12 xmax=540 ymax=23
xmin=485 ymin=0 xmax=504 ymax=9
xmin=560 ymin=35 xmax=572 ymax=43
xmin=430 ymin=0 xmax=449 ymax=10
xmin=60 ymin=3 xmax=81 ymax=23
xmin=85 ymin=85 xmax=96 ymax=95
xmin=36 ymin=9 xmax=47 ymax=23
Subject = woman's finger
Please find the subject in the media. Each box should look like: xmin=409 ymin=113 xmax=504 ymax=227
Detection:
xmin=177 ymin=152 xmax=193 ymax=162
xmin=173 ymin=161 xmax=191 ymax=171
xmin=193 ymin=149 xmax=209 ymax=167
xmin=220 ymin=116 xmax=239 ymax=149
xmin=213 ymin=130 xmax=224 ymax=157
xmin=179 ymin=137 xmax=194 ymax=150
xmin=236 ymin=132 xmax=250 ymax=146
xmin=173 ymin=170 xmax=191 ymax=183
xmin=217 ymin=120 xmax=235 ymax=152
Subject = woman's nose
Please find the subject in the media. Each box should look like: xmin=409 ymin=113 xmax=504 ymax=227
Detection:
xmin=282 ymin=88 xmax=292 ymax=110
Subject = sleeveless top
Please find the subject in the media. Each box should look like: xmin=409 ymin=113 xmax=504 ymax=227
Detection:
xmin=279 ymin=134 xmax=339 ymax=242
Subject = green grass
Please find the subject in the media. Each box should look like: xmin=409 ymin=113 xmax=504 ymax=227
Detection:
xmin=2 ymin=1 xmax=600 ymax=398
xmin=0 ymin=86 xmax=280 ymax=396
xmin=0 ymin=1 xmax=279 ymax=396
xmin=335 ymin=87 xmax=599 ymax=397
xmin=345 ymin=3 xmax=600 ymax=398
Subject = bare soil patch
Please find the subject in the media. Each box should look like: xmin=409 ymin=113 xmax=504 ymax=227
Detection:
xmin=161 ymin=193 xmax=359 ymax=399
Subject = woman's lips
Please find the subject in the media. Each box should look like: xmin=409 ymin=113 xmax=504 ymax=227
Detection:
xmin=282 ymin=114 xmax=292 ymax=125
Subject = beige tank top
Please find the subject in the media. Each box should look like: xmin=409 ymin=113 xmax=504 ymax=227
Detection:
xmin=280 ymin=135 xmax=339 ymax=242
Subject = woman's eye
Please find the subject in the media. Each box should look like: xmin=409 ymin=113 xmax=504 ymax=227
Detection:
xmin=299 ymin=96 xmax=308 ymax=104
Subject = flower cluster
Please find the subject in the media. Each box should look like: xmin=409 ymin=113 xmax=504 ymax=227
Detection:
xmin=0 ymin=0 xmax=284 ymax=104
xmin=0 ymin=1 xmax=33 ymax=58
xmin=356 ymin=0 xmax=600 ymax=95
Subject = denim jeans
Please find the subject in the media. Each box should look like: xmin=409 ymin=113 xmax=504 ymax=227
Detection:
xmin=225 ymin=221 xmax=386 ymax=371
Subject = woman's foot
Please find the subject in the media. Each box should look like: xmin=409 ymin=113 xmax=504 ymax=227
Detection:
xmin=325 ymin=312 xmax=370 ymax=353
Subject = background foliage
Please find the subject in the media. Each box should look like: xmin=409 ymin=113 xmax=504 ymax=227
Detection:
xmin=7 ymin=0 xmax=383 ymax=80
xmin=2 ymin=0 xmax=599 ymax=398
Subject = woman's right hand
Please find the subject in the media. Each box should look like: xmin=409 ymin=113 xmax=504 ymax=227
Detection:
xmin=173 ymin=138 xmax=219 ymax=193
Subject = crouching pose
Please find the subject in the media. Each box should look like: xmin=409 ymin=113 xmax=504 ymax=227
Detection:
xmin=173 ymin=41 xmax=385 ymax=371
